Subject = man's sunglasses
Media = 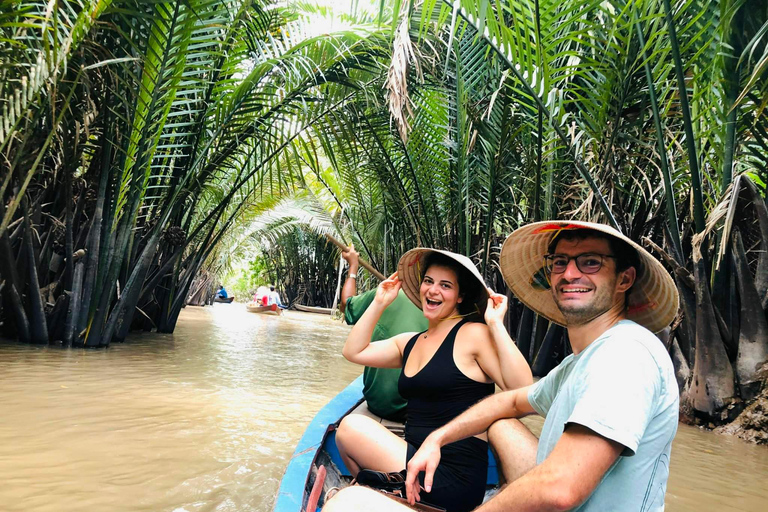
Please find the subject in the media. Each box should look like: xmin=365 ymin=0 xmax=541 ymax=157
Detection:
xmin=544 ymin=253 xmax=616 ymax=275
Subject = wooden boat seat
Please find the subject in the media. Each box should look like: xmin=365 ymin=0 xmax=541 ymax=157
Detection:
xmin=347 ymin=401 xmax=405 ymax=438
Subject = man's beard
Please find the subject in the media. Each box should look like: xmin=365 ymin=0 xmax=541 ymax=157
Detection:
xmin=554 ymin=278 xmax=616 ymax=325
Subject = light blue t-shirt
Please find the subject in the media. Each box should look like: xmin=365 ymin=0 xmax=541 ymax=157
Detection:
xmin=528 ymin=320 xmax=679 ymax=511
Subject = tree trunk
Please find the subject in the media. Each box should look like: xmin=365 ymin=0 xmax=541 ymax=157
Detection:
xmin=23 ymin=212 xmax=48 ymax=343
xmin=675 ymin=274 xmax=697 ymax=363
xmin=732 ymin=230 xmax=768 ymax=400
xmin=63 ymin=260 xmax=85 ymax=346
xmin=740 ymin=177 xmax=768 ymax=308
xmin=688 ymin=243 xmax=735 ymax=417
xmin=515 ymin=306 xmax=534 ymax=364
xmin=531 ymin=323 xmax=565 ymax=377
xmin=671 ymin=336 xmax=691 ymax=395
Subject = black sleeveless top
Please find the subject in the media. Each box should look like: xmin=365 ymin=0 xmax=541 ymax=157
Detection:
xmin=398 ymin=319 xmax=495 ymax=445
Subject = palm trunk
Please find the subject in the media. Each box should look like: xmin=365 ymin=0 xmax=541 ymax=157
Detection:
xmin=515 ymin=305 xmax=535 ymax=364
xmin=731 ymin=230 xmax=768 ymax=400
xmin=741 ymin=177 xmax=768 ymax=307
xmin=107 ymin=238 xmax=160 ymax=345
xmin=0 ymin=228 xmax=31 ymax=342
xmin=77 ymin=100 xmax=115 ymax=336
xmin=63 ymin=260 xmax=85 ymax=346
xmin=22 ymin=211 xmax=48 ymax=343
xmin=688 ymin=242 xmax=735 ymax=416
xmin=531 ymin=324 xmax=565 ymax=377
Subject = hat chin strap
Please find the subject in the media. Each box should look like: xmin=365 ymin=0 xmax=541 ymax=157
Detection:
xmin=445 ymin=302 xmax=482 ymax=320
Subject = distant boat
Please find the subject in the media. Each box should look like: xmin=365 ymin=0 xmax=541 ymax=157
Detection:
xmin=246 ymin=302 xmax=281 ymax=315
xmin=294 ymin=304 xmax=333 ymax=315
xmin=214 ymin=296 xmax=235 ymax=303
xmin=273 ymin=375 xmax=499 ymax=512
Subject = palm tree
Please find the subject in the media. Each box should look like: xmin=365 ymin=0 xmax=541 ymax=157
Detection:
xmin=0 ymin=0 xmax=392 ymax=345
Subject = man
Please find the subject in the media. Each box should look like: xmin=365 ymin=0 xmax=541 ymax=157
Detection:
xmin=216 ymin=286 xmax=228 ymax=299
xmin=268 ymin=285 xmax=287 ymax=309
xmin=340 ymin=244 xmax=428 ymax=421
xmin=327 ymin=221 xmax=679 ymax=511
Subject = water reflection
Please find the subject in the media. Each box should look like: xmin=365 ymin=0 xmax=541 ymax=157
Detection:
xmin=0 ymin=305 xmax=765 ymax=511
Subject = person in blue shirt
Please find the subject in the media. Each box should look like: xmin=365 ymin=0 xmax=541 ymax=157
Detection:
xmin=216 ymin=286 xmax=228 ymax=299
xmin=268 ymin=285 xmax=287 ymax=309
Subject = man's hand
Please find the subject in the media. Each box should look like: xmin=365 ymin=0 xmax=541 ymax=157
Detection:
xmin=342 ymin=243 xmax=360 ymax=272
xmin=374 ymin=272 xmax=401 ymax=308
xmin=484 ymin=290 xmax=508 ymax=326
xmin=340 ymin=244 xmax=361 ymax=316
xmin=404 ymin=435 xmax=442 ymax=505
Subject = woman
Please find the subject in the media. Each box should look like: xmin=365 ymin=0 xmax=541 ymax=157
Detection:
xmin=337 ymin=248 xmax=532 ymax=512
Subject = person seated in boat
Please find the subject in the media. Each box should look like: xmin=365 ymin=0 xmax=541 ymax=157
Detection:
xmin=340 ymin=244 xmax=428 ymax=422
xmin=216 ymin=286 xmax=228 ymax=299
xmin=268 ymin=285 xmax=287 ymax=309
xmin=254 ymin=285 xmax=270 ymax=305
xmin=327 ymin=221 xmax=680 ymax=512
xmin=335 ymin=248 xmax=533 ymax=512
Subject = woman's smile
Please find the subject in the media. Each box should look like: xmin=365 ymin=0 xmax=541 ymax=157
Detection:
xmin=424 ymin=296 xmax=443 ymax=311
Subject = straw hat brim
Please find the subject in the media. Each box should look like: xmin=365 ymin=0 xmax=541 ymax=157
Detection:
xmin=397 ymin=248 xmax=489 ymax=318
xmin=499 ymin=221 xmax=679 ymax=333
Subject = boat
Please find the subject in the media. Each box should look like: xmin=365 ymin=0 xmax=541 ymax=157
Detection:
xmin=246 ymin=302 xmax=282 ymax=315
xmin=273 ymin=375 xmax=499 ymax=512
xmin=294 ymin=304 xmax=333 ymax=315
xmin=214 ymin=296 xmax=235 ymax=303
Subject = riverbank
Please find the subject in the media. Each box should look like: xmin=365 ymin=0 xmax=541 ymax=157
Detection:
xmin=0 ymin=305 xmax=766 ymax=511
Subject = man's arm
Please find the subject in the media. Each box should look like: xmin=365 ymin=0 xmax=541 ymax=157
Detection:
xmin=339 ymin=245 xmax=360 ymax=315
xmin=405 ymin=387 xmax=536 ymax=502
xmin=477 ymin=424 xmax=623 ymax=512
xmin=342 ymin=274 xmax=404 ymax=368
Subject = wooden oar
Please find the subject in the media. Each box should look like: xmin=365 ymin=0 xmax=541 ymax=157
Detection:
xmin=324 ymin=234 xmax=386 ymax=281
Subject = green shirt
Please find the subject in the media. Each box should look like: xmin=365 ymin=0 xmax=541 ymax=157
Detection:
xmin=345 ymin=289 xmax=428 ymax=420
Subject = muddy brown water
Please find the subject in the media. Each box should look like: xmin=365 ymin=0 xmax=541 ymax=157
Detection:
xmin=0 ymin=305 xmax=766 ymax=511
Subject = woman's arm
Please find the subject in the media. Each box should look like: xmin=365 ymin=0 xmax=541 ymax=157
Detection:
xmin=474 ymin=292 xmax=533 ymax=391
xmin=341 ymin=273 xmax=408 ymax=369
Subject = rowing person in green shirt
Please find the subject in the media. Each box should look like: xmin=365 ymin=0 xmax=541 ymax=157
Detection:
xmin=340 ymin=244 xmax=428 ymax=422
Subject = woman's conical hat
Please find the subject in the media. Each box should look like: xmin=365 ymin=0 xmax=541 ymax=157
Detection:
xmin=397 ymin=248 xmax=489 ymax=318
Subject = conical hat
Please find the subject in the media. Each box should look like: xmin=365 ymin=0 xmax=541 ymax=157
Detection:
xmin=397 ymin=248 xmax=489 ymax=317
xmin=499 ymin=221 xmax=679 ymax=333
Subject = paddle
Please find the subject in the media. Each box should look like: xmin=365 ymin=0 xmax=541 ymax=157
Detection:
xmin=324 ymin=234 xmax=386 ymax=281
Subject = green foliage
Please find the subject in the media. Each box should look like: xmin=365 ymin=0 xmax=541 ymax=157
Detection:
xmin=0 ymin=0 xmax=391 ymax=343
xmin=224 ymin=255 xmax=271 ymax=299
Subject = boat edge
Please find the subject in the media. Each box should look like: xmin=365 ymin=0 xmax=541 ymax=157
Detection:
xmin=273 ymin=374 xmax=365 ymax=512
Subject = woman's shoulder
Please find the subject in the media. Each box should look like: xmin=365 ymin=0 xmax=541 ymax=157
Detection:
xmin=392 ymin=330 xmax=421 ymax=347
xmin=456 ymin=320 xmax=490 ymax=340
xmin=454 ymin=321 xmax=493 ymax=360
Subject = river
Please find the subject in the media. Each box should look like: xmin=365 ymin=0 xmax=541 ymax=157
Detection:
xmin=0 ymin=305 xmax=765 ymax=511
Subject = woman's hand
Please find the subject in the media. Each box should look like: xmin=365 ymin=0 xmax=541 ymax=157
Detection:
xmin=374 ymin=272 xmax=401 ymax=307
xmin=484 ymin=289 xmax=508 ymax=325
